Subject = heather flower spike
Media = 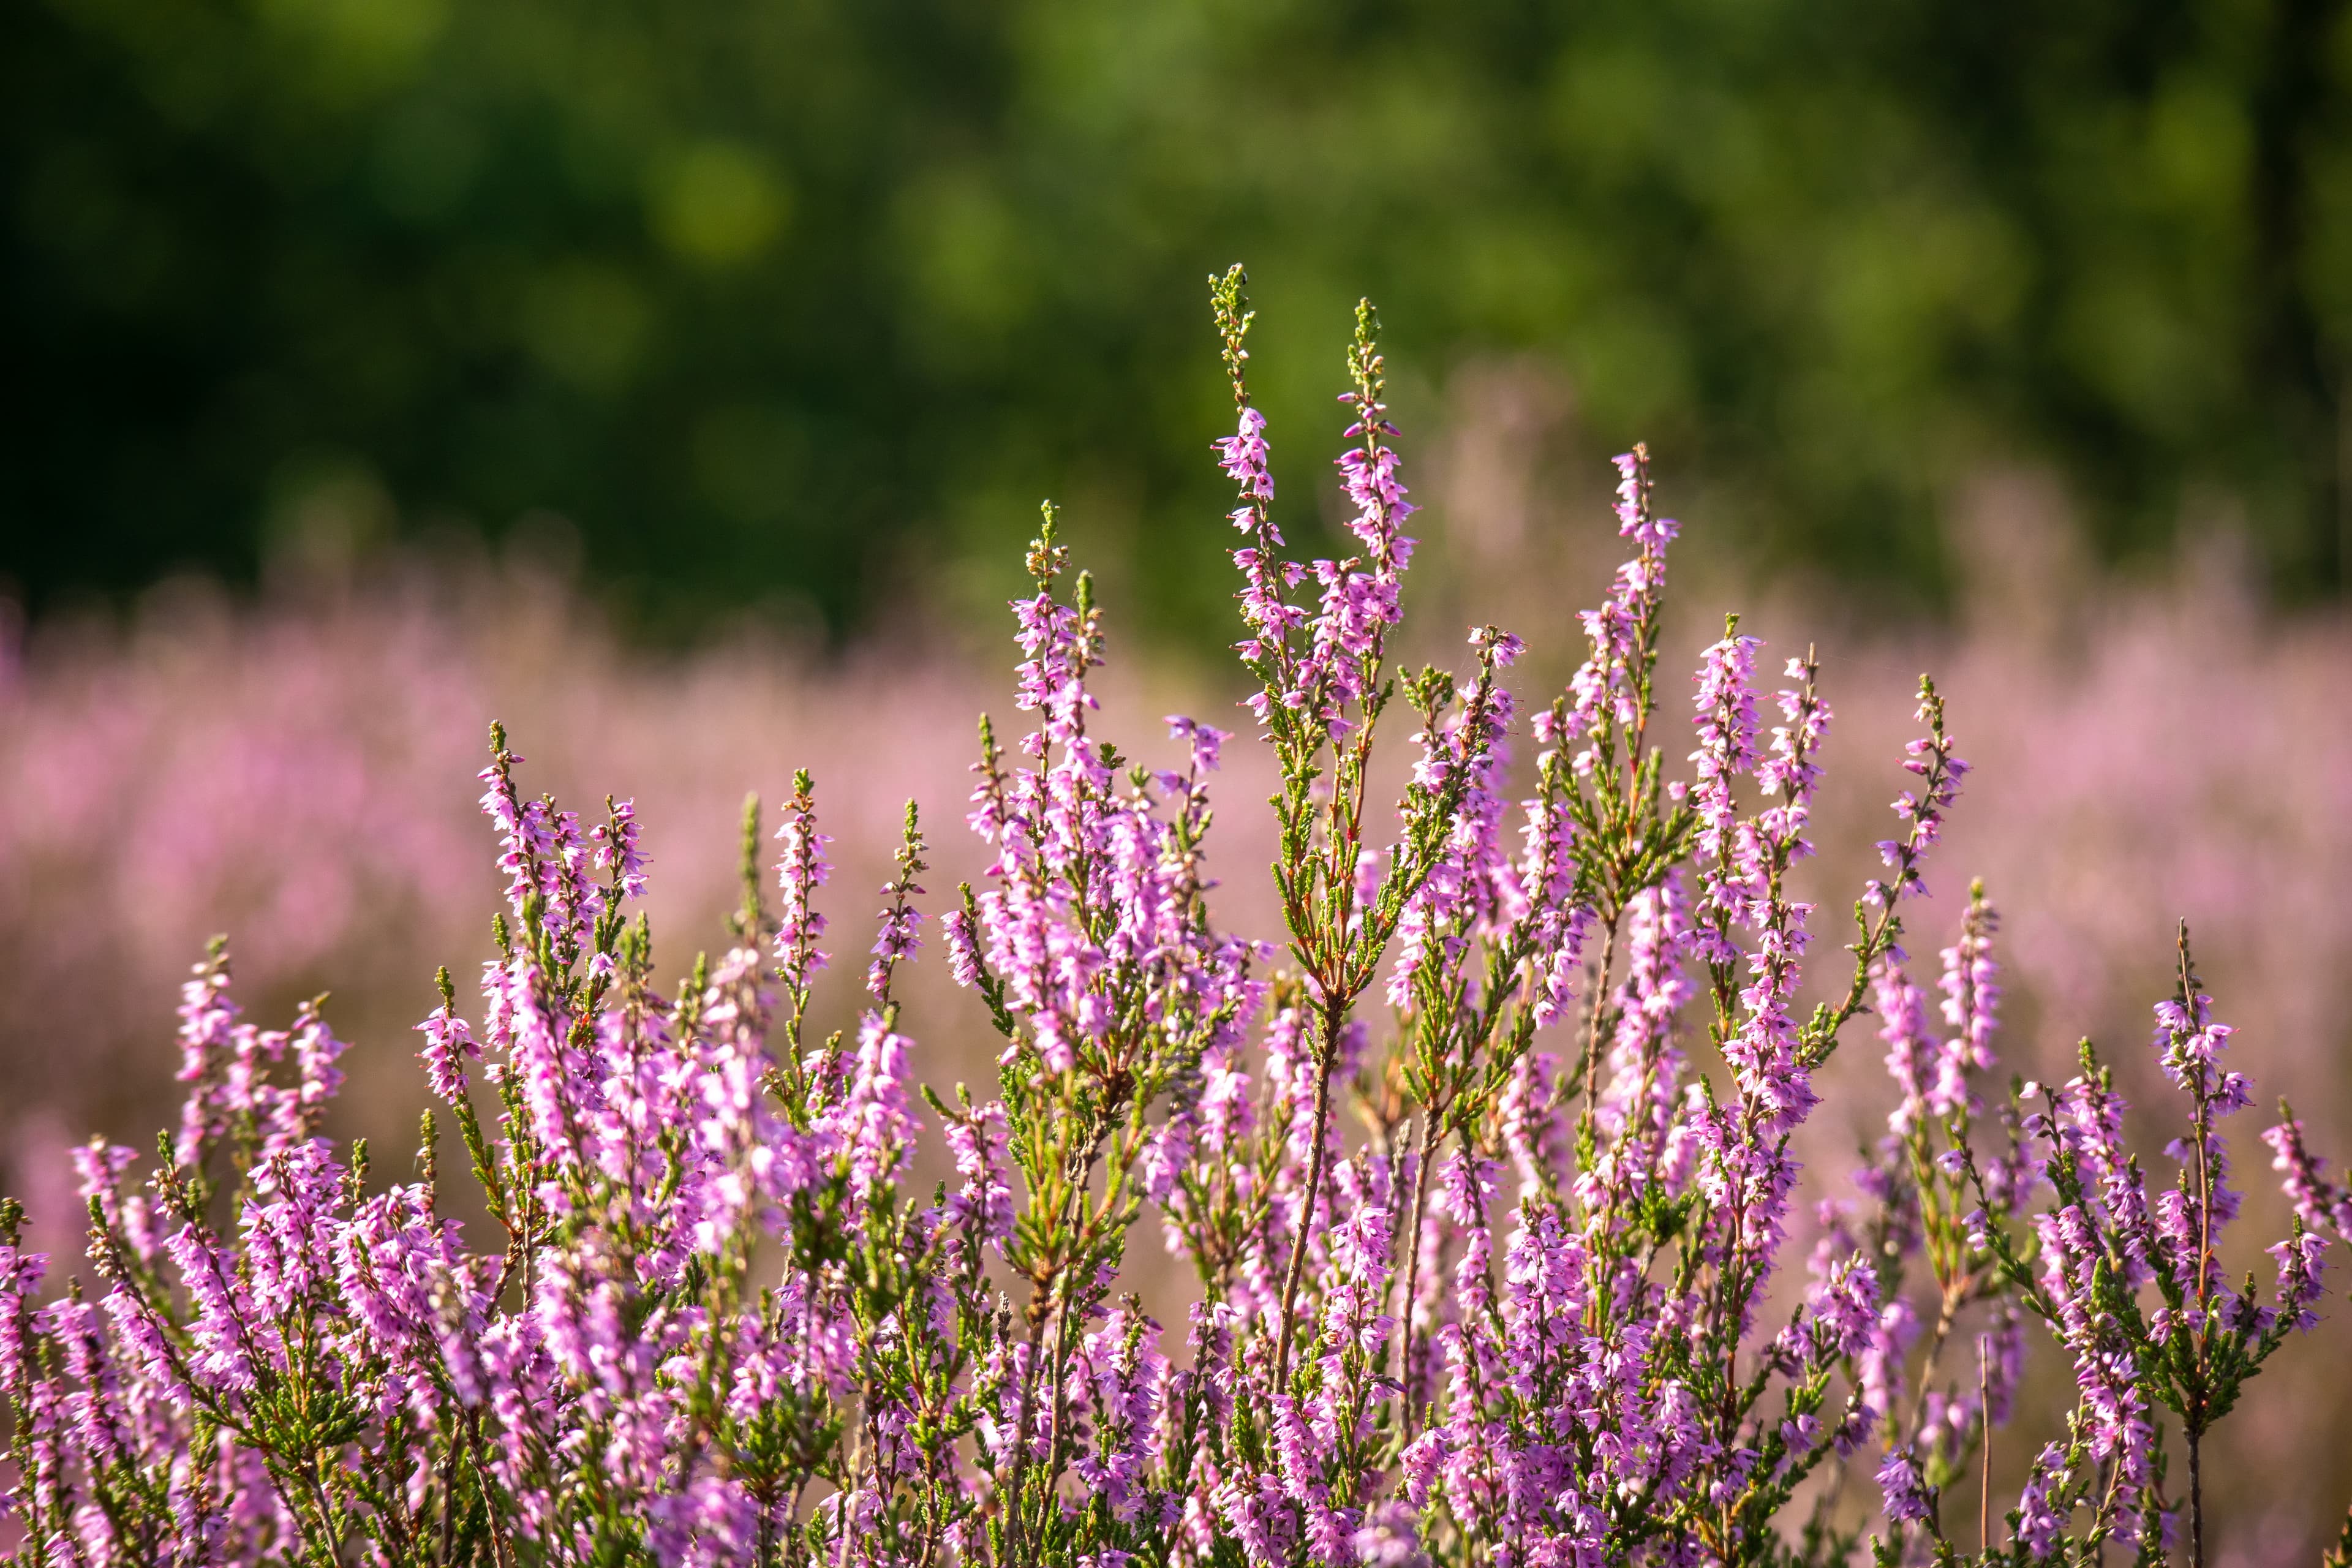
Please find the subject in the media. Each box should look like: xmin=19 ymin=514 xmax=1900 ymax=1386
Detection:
xmin=0 ymin=273 xmax=2342 ymax=1568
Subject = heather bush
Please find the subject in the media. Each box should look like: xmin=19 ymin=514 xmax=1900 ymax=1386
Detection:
xmin=3 ymin=274 xmax=2349 ymax=1567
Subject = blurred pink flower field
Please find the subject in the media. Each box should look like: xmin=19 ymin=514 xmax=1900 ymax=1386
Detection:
xmin=3 ymin=496 xmax=2349 ymax=1557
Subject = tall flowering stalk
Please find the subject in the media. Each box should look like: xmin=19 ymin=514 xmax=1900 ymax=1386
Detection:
xmin=1 ymin=273 xmax=2345 ymax=1568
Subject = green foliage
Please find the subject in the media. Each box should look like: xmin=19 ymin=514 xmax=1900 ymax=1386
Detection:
xmin=6 ymin=0 xmax=2350 ymax=633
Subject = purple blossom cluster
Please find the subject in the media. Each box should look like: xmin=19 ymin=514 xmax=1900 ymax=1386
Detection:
xmin=2 ymin=274 xmax=2347 ymax=1568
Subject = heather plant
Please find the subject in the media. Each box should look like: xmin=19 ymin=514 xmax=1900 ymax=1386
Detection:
xmin=3 ymin=273 xmax=2348 ymax=1568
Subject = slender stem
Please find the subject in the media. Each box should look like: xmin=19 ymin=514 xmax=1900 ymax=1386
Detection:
xmin=436 ymin=1424 xmax=462 ymax=1566
xmin=1044 ymin=1281 xmax=1078 ymax=1536
xmin=1273 ymin=995 xmax=1346 ymax=1389
xmin=1978 ymin=1335 xmax=1992 ymax=1556
xmin=1001 ymin=1265 xmax=1057 ymax=1556
xmin=307 ymin=1453 xmax=347 ymax=1566
xmin=1393 ymin=1112 xmax=1438 ymax=1442
xmin=2188 ymin=1428 xmax=2204 ymax=1568
xmin=1575 ymin=919 xmax=1622 ymax=1150
xmin=833 ymin=1435 xmax=865 ymax=1568
xmin=1904 ymin=1286 xmax=1962 ymax=1438
xmin=477 ymin=1414 xmax=517 ymax=1568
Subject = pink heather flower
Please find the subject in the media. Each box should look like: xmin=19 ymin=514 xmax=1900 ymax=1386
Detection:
xmin=1876 ymin=1445 xmax=1931 ymax=1523
xmin=1214 ymin=405 xmax=1275 ymax=507
xmin=1470 ymin=624 xmax=1525 ymax=668
xmin=774 ymin=771 xmax=832 ymax=984
xmin=1546 ymin=451 xmax=1674 ymax=779
xmin=1804 ymin=1257 xmax=1882 ymax=1367
xmin=2271 ymin=1229 xmax=2328 ymax=1330
xmin=1692 ymin=635 xmax=1761 ymax=829
xmin=2264 ymin=1110 xmax=2352 ymax=1239
xmin=1690 ymin=630 xmax=1762 ymax=962
xmin=590 ymin=796 xmax=650 ymax=900
xmin=943 ymin=1101 xmax=1014 ymax=1250
xmin=1980 ymin=1306 xmax=2026 ymax=1425
xmin=1938 ymin=889 xmax=2001 ymax=1074
xmin=1874 ymin=953 xmax=1937 ymax=1135
xmin=1166 ymin=714 xmax=1229 ymax=775
xmin=865 ymin=890 xmax=922 ymax=1000
xmin=2015 ymin=1444 xmax=2071 ymax=1556
xmin=835 ymin=1012 xmax=915 ymax=1197
xmin=941 ymin=907 xmax=982 ymax=989
xmin=1334 ymin=380 xmax=1416 ymax=577
xmin=1868 ymin=688 xmax=1967 ymax=909
xmin=1757 ymin=655 xmax=1830 ymax=810
xmin=165 ymin=1223 xmax=258 ymax=1393
xmin=1351 ymin=1501 xmax=1421 ymax=1566
xmin=1610 ymin=446 xmax=1679 ymax=549
xmin=414 ymin=1001 xmax=480 ymax=1102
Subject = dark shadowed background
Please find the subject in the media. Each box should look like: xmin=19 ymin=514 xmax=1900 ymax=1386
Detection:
xmin=6 ymin=0 xmax=2351 ymax=642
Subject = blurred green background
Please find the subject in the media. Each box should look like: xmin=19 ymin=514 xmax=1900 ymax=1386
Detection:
xmin=6 ymin=0 xmax=2351 ymax=641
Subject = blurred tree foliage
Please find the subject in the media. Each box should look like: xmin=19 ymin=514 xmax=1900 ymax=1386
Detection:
xmin=4 ymin=0 xmax=2350 ymax=638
